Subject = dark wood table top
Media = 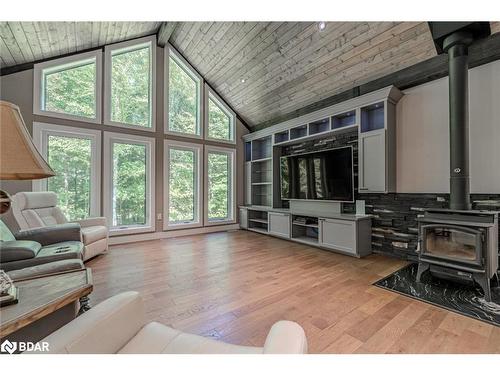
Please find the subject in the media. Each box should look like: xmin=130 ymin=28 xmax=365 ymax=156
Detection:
xmin=0 ymin=268 xmax=93 ymax=338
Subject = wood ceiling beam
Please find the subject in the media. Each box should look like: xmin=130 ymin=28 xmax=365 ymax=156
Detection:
xmin=157 ymin=22 xmax=178 ymax=46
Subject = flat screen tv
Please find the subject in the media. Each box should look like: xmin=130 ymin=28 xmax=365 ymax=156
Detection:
xmin=280 ymin=146 xmax=354 ymax=202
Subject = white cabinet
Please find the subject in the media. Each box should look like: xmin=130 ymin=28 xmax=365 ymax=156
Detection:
xmin=319 ymin=218 xmax=357 ymax=255
xmin=268 ymin=212 xmax=290 ymax=238
xmin=240 ymin=206 xmax=372 ymax=258
xmin=239 ymin=208 xmax=248 ymax=229
xmin=358 ymin=100 xmax=397 ymax=193
xmin=318 ymin=217 xmax=372 ymax=257
xmin=359 ymin=129 xmax=386 ymax=193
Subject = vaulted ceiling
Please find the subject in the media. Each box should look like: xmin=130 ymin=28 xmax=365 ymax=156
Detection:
xmin=2 ymin=21 xmax=500 ymax=128
xmin=0 ymin=22 xmax=162 ymax=67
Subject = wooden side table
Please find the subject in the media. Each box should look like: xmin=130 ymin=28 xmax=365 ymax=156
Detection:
xmin=0 ymin=268 xmax=93 ymax=343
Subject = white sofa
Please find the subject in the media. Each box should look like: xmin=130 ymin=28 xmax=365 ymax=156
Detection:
xmin=31 ymin=291 xmax=308 ymax=354
xmin=11 ymin=192 xmax=108 ymax=261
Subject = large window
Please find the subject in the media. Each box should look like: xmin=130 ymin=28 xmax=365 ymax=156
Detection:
xmin=166 ymin=46 xmax=202 ymax=137
xmin=205 ymin=146 xmax=236 ymax=224
xmin=33 ymin=51 xmax=102 ymax=123
xmin=164 ymin=140 xmax=202 ymax=230
xmin=206 ymin=87 xmax=236 ymax=144
xmin=32 ymin=123 xmax=101 ymax=220
xmin=103 ymin=132 xmax=155 ymax=235
xmin=104 ymin=36 xmax=156 ymax=130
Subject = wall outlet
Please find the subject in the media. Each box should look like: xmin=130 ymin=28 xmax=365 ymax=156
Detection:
xmin=157 ymin=213 xmax=162 ymax=220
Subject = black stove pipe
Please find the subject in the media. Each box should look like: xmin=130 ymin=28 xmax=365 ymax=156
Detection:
xmin=443 ymin=31 xmax=473 ymax=210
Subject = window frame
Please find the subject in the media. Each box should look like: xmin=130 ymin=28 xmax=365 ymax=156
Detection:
xmin=103 ymin=35 xmax=157 ymax=132
xmin=31 ymin=122 xmax=102 ymax=218
xmin=204 ymin=85 xmax=236 ymax=145
xmin=103 ymin=131 xmax=156 ymax=235
xmin=163 ymin=140 xmax=203 ymax=231
xmin=33 ymin=50 xmax=103 ymax=124
xmin=204 ymin=145 xmax=236 ymax=226
xmin=164 ymin=44 xmax=203 ymax=140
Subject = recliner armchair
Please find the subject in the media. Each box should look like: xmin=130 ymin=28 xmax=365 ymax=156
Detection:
xmin=11 ymin=192 xmax=108 ymax=261
xmin=0 ymin=219 xmax=83 ymax=272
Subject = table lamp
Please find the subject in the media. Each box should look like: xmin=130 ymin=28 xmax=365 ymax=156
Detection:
xmin=0 ymin=100 xmax=55 ymax=214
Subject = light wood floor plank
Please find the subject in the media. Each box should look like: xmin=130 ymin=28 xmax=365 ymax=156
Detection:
xmin=86 ymin=230 xmax=500 ymax=353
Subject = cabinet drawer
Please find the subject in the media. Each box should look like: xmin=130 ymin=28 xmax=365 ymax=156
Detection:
xmin=268 ymin=212 xmax=290 ymax=238
xmin=319 ymin=218 xmax=356 ymax=254
xmin=239 ymin=208 xmax=248 ymax=229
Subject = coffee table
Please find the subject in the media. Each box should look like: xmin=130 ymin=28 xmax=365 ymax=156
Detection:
xmin=0 ymin=268 xmax=93 ymax=339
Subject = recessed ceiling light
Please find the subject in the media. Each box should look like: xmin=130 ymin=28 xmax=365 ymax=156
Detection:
xmin=318 ymin=22 xmax=326 ymax=31
xmin=240 ymin=78 xmax=246 ymax=83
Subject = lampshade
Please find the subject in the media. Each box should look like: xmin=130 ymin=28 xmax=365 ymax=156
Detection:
xmin=0 ymin=100 xmax=55 ymax=180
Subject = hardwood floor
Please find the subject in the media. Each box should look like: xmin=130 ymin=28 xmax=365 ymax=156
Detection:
xmin=86 ymin=230 xmax=500 ymax=353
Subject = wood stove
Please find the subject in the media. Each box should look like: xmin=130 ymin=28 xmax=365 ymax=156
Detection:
xmin=416 ymin=23 xmax=499 ymax=302
xmin=417 ymin=209 xmax=499 ymax=301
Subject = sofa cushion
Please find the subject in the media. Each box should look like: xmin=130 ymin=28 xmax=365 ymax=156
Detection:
xmin=82 ymin=226 xmax=107 ymax=244
xmin=118 ymin=322 xmax=262 ymax=354
xmin=15 ymin=223 xmax=81 ymax=246
xmin=7 ymin=259 xmax=84 ymax=281
xmin=1 ymin=241 xmax=84 ymax=272
xmin=38 ymin=241 xmax=83 ymax=259
xmin=0 ymin=240 xmax=41 ymax=262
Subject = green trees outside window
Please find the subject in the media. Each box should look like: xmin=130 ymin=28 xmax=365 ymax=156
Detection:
xmin=112 ymin=142 xmax=147 ymax=226
xmin=168 ymin=148 xmax=196 ymax=223
xmin=168 ymin=56 xmax=199 ymax=135
xmin=43 ymin=61 xmax=96 ymax=118
xmin=111 ymin=46 xmax=151 ymax=127
xmin=47 ymin=135 xmax=92 ymax=220
xmin=208 ymin=97 xmax=231 ymax=141
xmin=207 ymin=152 xmax=230 ymax=220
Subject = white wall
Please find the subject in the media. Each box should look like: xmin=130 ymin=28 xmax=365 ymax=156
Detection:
xmin=396 ymin=59 xmax=500 ymax=194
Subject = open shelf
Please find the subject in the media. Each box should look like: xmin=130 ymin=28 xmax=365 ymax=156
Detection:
xmin=251 ymin=159 xmax=272 ymax=185
xmin=309 ymin=118 xmax=329 ymax=135
xmin=248 ymin=226 xmax=268 ymax=235
xmin=251 ymin=136 xmax=272 ymax=160
xmin=292 ymin=221 xmax=319 ymax=228
xmin=274 ymin=130 xmax=289 ymax=144
xmin=332 ymin=110 xmax=356 ymax=129
xmin=291 ymin=215 xmax=319 ymax=244
xmin=245 ymin=141 xmax=252 ymax=162
xmin=252 ymin=157 xmax=272 ymax=163
xmin=293 ymin=236 xmax=319 ymax=245
xmin=251 ymin=184 xmax=272 ymax=206
xmin=290 ymin=124 xmax=308 ymax=140
xmin=248 ymin=209 xmax=269 ymax=233
xmin=360 ymin=102 xmax=384 ymax=133
xmin=249 ymin=218 xmax=268 ymax=224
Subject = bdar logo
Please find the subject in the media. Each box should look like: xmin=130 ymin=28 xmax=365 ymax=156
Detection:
xmin=0 ymin=340 xmax=49 ymax=353
xmin=1 ymin=339 xmax=17 ymax=354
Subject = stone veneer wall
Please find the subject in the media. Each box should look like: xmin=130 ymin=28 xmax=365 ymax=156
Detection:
xmin=345 ymin=193 xmax=500 ymax=260
xmin=279 ymin=129 xmax=500 ymax=260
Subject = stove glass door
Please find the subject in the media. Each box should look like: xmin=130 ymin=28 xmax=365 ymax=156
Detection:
xmin=421 ymin=224 xmax=483 ymax=266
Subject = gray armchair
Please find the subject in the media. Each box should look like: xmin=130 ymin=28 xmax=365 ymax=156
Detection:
xmin=0 ymin=219 xmax=83 ymax=272
xmin=11 ymin=192 xmax=108 ymax=261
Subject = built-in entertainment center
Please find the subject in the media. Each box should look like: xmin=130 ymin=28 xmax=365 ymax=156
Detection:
xmin=240 ymin=85 xmax=403 ymax=258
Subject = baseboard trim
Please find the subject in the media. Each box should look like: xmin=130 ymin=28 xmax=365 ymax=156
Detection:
xmin=109 ymin=224 xmax=241 ymax=245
